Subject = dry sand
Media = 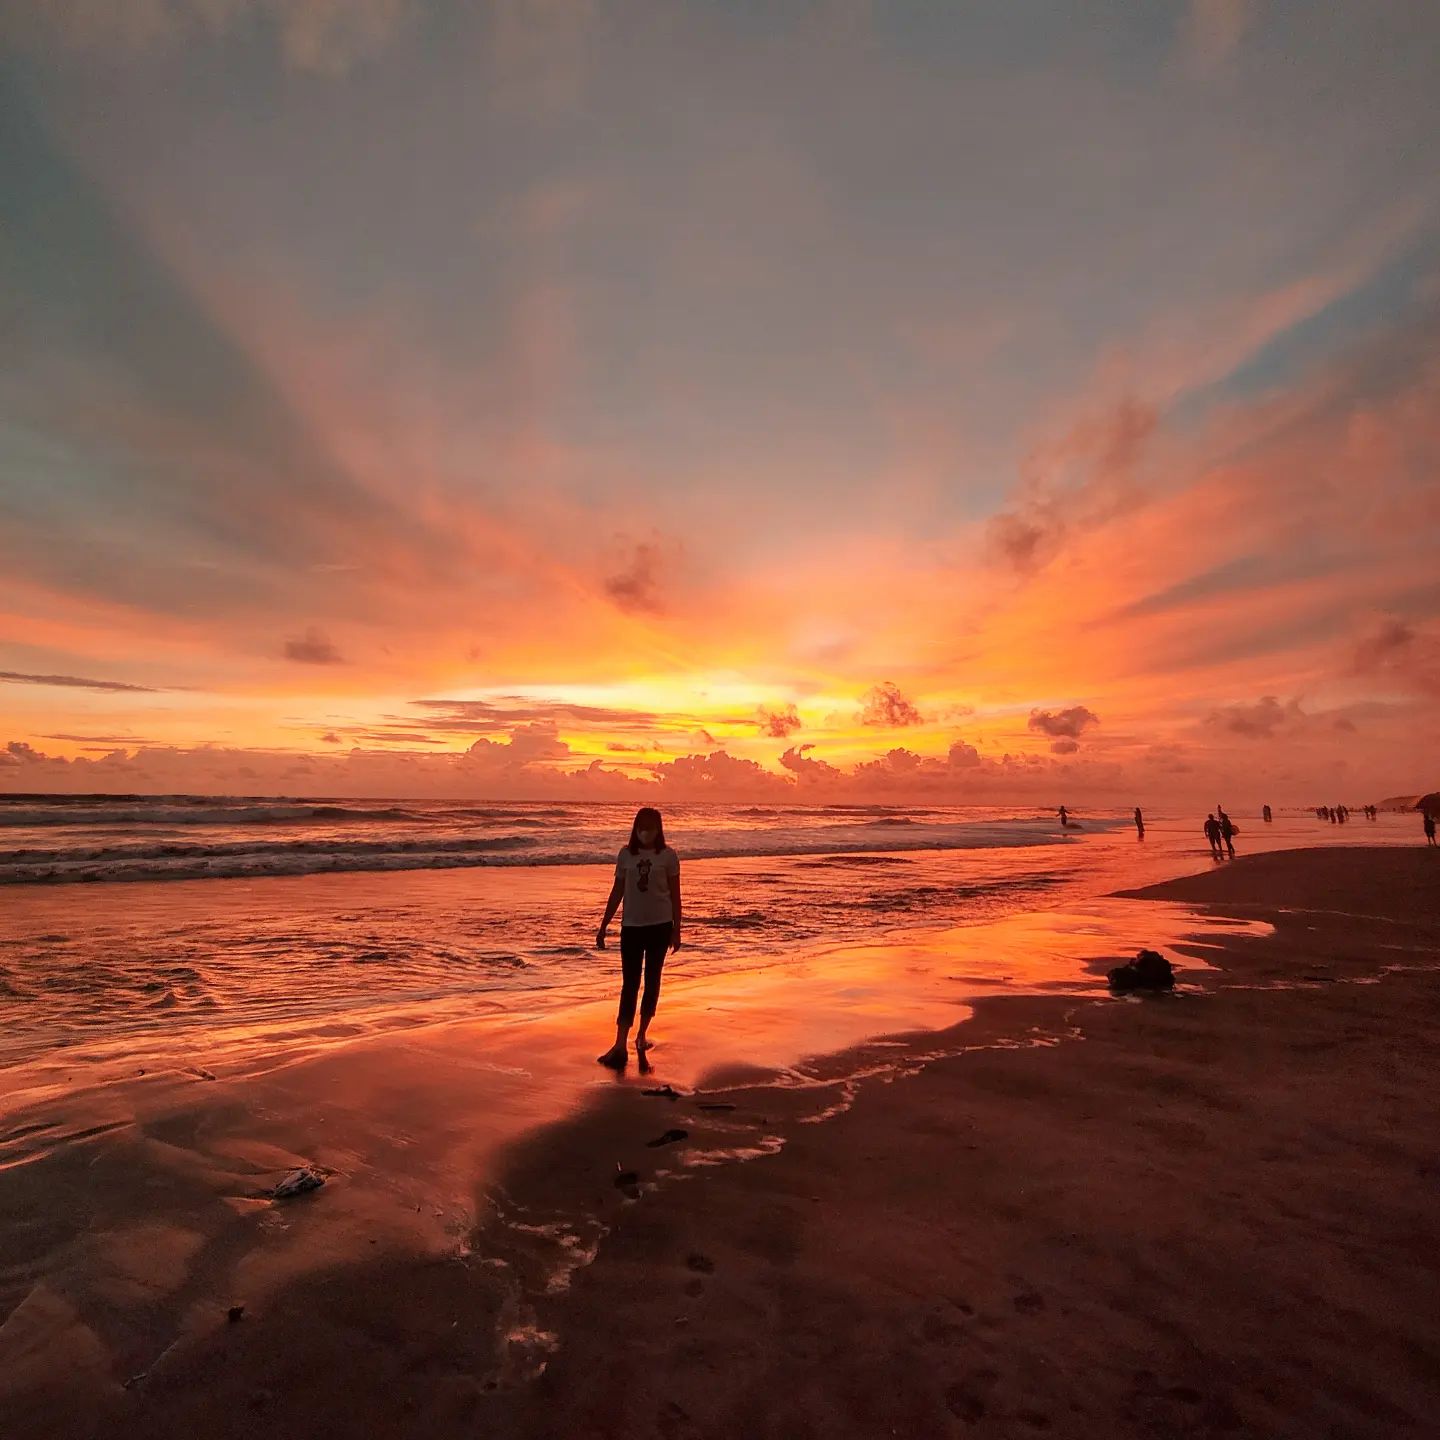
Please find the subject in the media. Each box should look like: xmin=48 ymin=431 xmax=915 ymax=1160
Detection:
xmin=3 ymin=845 xmax=1437 ymax=1438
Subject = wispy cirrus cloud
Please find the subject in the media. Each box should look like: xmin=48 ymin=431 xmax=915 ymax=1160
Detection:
xmin=0 ymin=669 xmax=160 ymax=693
xmin=6 ymin=0 xmax=414 ymax=75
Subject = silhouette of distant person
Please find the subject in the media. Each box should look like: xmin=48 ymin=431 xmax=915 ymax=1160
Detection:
xmin=1329 ymin=807 xmax=1337 ymax=824
xmin=1133 ymin=806 xmax=1144 ymax=838
xmin=1425 ymin=812 xmax=1437 ymax=847
xmin=1058 ymin=805 xmax=1069 ymax=828
xmin=1262 ymin=804 xmax=1272 ymax=823
xmin=1204 ymin=814 xmax=1223 ymax=858
xmin=1217 ymin=807 xmax=1236 ymax=858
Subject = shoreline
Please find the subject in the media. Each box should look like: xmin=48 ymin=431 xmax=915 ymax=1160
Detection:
xmin=5 ymin=825 xmax=1415 ymax=1069
xmin=2 ymin=846 xmax=1437 ymax=1437
xmin=478 ymin=847 xmax=1440 ymax=1438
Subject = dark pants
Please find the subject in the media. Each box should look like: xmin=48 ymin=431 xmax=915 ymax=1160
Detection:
xmin=617 ymin=922 xmax=671 ymax=1025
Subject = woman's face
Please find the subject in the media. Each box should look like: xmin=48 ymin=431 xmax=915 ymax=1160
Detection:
xmin=636 ymin=826 xmax=656 ymax=846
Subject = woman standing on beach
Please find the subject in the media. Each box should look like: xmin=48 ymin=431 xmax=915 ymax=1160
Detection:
xmin=595 ymin=807 xmax=682 ymax=1069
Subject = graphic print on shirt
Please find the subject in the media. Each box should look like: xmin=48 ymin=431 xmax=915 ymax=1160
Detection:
xmin=636 ymin=857 xmax=652 ymax=892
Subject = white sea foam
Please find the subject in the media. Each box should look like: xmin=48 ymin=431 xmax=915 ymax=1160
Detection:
xmin=0 ymin=795 xmax=1091 ymax=886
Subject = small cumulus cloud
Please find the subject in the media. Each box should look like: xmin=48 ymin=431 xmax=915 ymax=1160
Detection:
xmin=1350 ymin=616 xmax=1440 ymax=696
xmin=284 ymin=627 xmax=344 ymax=664
xmin=1211 ymin=695 xmax=1304 ymax=739
xmin=320 ymin=731 xmax=342 ymax=744
xmin=988 ymin=513 xmax=1051 ymax=574
xmin=947 ymin=740 xmax=983 ymax=768
xmin=1049 ymin=737 xmax=1080 ymax=755
xmin=1028 ymin=705 xmax=1099 ymax=740
xmin=858 ymin=681 xmax=925 ymax=728
xmin=603 ymin=541 xmax=664 ymax=615
xmin=756 ymin=702 xmax=802 ymax=738
xmin=653 ymin=750 xmax=783 ymax=796
xmin=855 ymin=747 xmax=925 ymax=778
xmin=779 ymin=742 xmax=843 ymax=784
xmin=1353 ymin=617 xmax=1413 ymax=669
xmin=464 ymin=721 xmax=570 ymax=764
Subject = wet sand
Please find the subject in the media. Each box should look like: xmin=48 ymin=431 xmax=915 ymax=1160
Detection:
xmin=3 ymin=846 xmax=1438 ymax=1437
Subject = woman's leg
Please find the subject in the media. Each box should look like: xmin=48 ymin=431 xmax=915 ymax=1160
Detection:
xmin=599 ymin=928 xmax=642 ymax=1066
xmin=634 ymin=923 xmax=671 ymax=1051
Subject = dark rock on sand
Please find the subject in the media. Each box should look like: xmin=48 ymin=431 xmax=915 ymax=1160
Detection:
xmin=271 ymin=1167 xmax=326 ymax=1199
xmin=1108 ymin=949 xmax=1175 ymax=992
xmin=647 ymin=1128 xmax=689 ymax=1148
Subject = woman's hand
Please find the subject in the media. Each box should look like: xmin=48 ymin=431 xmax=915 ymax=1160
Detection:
xmin=670 ymin=926 xmax=682 ymax=952
xmin=595 ymin=926 xmax=607 ymax=951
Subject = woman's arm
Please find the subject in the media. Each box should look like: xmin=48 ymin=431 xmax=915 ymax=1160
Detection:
xmin=670 ymin=874 xmax=682 ymax=950
xmin=596 ymin=875 xmax=623 ymax=949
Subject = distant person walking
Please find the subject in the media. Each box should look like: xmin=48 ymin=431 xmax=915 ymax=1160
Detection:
xmin=1204 ymin=813 xmax=1223 ymax=858
xmin=1218 ymin=807 xmax=1236 ymax=858
xmin=594 ymin=807 xmax=682 ymax=1069
xmin=1262 ymin=804 xmax=1272 ymax=823
xmin=1058 ymin=805 xmax=1069 ymax=828
xmin=1425 ymin=813 xmax=1437 ymax=847
xmin=1133 ymin=807 xmax=1145 ymax=838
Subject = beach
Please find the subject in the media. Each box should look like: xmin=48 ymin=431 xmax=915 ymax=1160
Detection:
xmin=2 ymin=843 xmax=1437 ymax=1437
xmin=9 ymin=7 xmax=1437 ymax=1432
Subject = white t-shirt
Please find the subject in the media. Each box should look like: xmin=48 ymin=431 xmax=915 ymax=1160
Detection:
xmin=615 ymin=845 xmax=679 ymax=928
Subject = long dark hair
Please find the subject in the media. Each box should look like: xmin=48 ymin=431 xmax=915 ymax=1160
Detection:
xmin=627 ymin=806 xmax=665 ymax=855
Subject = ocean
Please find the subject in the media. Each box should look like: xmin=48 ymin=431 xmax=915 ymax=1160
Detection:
xmin=0 ymin=796 xmax=1412 ymax=1067
xmin=0 ymin=795 xmax=1092 ymax=885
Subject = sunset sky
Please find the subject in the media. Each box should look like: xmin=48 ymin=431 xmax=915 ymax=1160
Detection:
xmin=2 ymin=1 xmax=1437 ymax=803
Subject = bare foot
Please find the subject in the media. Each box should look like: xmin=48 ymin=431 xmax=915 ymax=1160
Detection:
xmin=635 ymin=1036 xmax=654 ymax=1052
xmin=596 ymin=1046 xmax=627 ymax=1070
